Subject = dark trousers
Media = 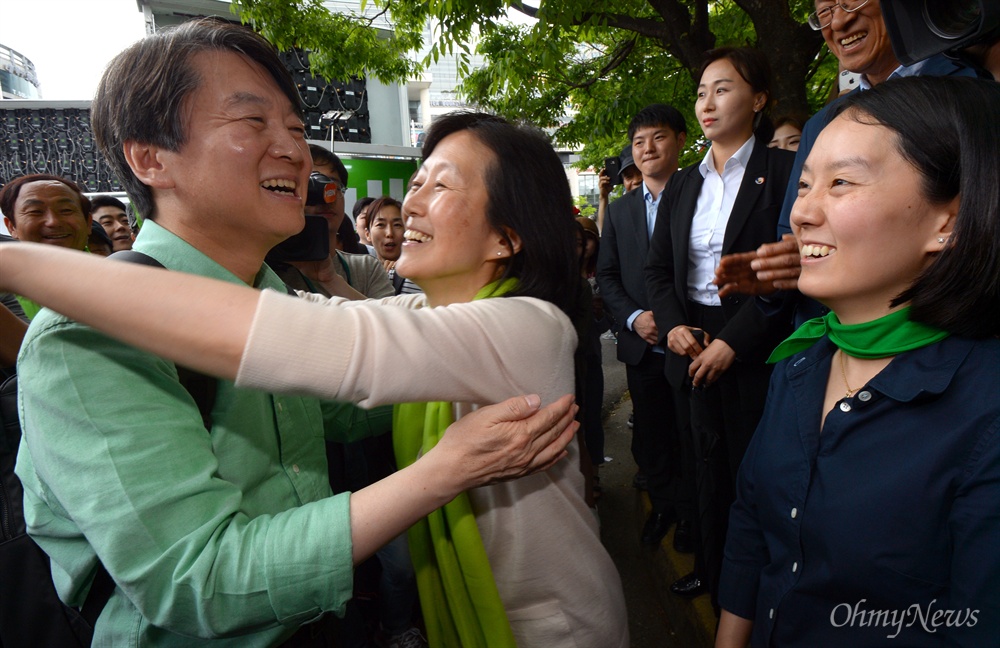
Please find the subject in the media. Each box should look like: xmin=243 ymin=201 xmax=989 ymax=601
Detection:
xmin=626 ymin=349 xmax=691 ymax=517
xmin=685 ymin=301 xmax=771 ymax=611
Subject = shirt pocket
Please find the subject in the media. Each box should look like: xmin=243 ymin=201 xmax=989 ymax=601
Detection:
xmin=506 ymin=599 xmax=577 ymax=648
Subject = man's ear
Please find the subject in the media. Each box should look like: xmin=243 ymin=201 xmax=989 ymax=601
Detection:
xmin=3 ymin=217 xmax=17 ymax=239
xmin=677 ymin=131 xmax=687 ymax=150
xmin=123 ymin=140 xmax=174 ymax=189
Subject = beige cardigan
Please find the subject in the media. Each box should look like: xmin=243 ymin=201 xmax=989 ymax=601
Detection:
xmin=237 ymin=290 xmax=628 ymax=648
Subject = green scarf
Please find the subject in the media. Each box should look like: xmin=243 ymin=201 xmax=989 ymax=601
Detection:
xmin=767 ymin=306 xmax=949 ymax=364
xmin=393 ymin=278 xmax=519 ymax=648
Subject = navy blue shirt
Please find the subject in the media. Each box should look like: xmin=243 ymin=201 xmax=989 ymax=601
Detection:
xmin=719 ymin=335 xmax=1000 ymax=647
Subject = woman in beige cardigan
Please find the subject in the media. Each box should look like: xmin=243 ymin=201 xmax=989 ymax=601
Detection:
xmin=2 ymin=112 xmax=628 ymax=648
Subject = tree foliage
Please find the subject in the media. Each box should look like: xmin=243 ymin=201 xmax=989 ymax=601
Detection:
xmin=232 ymin=0 xmax=839 ymax=168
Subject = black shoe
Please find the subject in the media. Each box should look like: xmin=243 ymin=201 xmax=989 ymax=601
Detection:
xmin=632 ymin=472 xmax=648 ymax=490
xmin=670 ymin=572 xmax=707 ymax=598
xmin=640 ymin=511 xmax=675 ymax=546
xmin=627 ymin=412 xmax=634 ymax=429
xmin=672 ymin=519 xmax=694 ymax=554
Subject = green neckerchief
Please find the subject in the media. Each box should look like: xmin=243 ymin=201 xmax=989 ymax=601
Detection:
xmin=393 ymin=278 xmax=519 ymax=648
xmin=767 ymin=306 xmax=949 ymax=364
xmin=15 ymin=295 xmax=42 ymax=321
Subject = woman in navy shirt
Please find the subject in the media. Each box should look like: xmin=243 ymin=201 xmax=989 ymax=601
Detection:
xmin=716 ymin=76 xmax=1000 ymax=647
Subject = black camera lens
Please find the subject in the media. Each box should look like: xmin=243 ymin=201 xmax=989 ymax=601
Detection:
xmin=923 ymin=0 xmax=981 ymax=39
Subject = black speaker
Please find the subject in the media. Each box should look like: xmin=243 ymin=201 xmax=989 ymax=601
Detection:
xmin=882 ymin=0 xmax=1000 ymax=65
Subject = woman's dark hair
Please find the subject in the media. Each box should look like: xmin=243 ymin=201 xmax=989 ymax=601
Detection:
xmin=420 ymin=112 xmax=580 ymax=317
xmin=0 ymin=174 xmax=92 ymax=222
xmin=699 ymin=46 xmax=775 ymax=142
xmin=92 ymin=18 xmax=301 ymax=221
xmin=837 ymin=76 xmax=1000 ymax=338
xmin=364 ymin=196 xmax=403 ymax=229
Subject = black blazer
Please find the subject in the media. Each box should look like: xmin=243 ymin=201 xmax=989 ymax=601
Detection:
xmin=596 ymin=187 xmax=657 ymax=366
xmin=645 ymin=139 xmax=795 ymax=388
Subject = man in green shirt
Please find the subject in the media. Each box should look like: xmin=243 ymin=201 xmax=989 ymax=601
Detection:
xmin=14 ymin=18 xmax=574 ymax=646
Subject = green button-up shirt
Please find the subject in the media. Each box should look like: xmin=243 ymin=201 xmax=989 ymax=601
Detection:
xmin=15 ymin=221 xmax=354 ymax=646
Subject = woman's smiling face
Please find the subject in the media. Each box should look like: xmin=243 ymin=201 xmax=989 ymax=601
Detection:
xmin=791 ymin=112 xmax=955 ymax=323
xmin=395 ymin=130 xmax=509 ymax=305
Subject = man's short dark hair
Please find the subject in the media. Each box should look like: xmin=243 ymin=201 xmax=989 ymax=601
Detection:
xmin=90 ymin=195 xmax=128 ymax=213
xmin=838 ymin=76 xmax=1000 ymax=338
xmin=91 ymin=18 xmax=302 ymax=222
xmin=352 ymin=196 xmax=375 ymax=219
xmin=627 ymin=104 xmax=687 ymax=142
xmin=0 ymin=174 xmax=91 ymax=223
xmin=308 ymin=144 xmax=349 ymax=185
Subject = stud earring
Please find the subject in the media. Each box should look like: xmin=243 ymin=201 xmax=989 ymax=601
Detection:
xmin=937 ymin=237 xmax=946 ymax=244
xmin=497 ymin=251 xmax=503 ymax=256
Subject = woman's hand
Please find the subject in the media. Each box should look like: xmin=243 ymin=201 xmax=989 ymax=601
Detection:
xmin=667 ymin=325 xmax=706 ymax=359
xmin=434 ymin=393 xmax=579 ymax=490
xmin=689 ymin=338 xmax=736 ymax=388
xmin=381 ymin=258 xmax=395 ymax=273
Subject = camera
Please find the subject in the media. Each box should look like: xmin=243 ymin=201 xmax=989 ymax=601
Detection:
xmin=266 ymin=215 xmax=331 ymax=264
xmin=306 ymin=172 xmax=342 ymax=207
xmin=882 ymin=0 xmax=1000 ymax=65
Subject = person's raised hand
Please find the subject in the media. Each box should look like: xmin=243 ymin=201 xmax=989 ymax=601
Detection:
xmin=750 ymin=234 xmax=801 ymax=291
xmin=432 ymin=393 xmax=578 ymax=490
xmin=598 ymin=169 xmax=612 ymax=201
xmin=715 ymin=234 xmax=800 ymax=297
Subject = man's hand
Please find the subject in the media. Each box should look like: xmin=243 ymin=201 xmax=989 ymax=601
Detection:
xmin=382 ymin=258 xmax=395 ymax=273
xmin=434 ymin=394 xmax=578 ymax=490
xmin=598 ymin=169 xmax=612 ymax=201
xmin=667 ymin=325 xmax=706 ymax=359
xmin=633 ymin=310 xmax=658 ymax=345
xmin=689 ymin=338 xmax=736 ymax=388
xmin=715 ymin=234 xmax=800 ymax=297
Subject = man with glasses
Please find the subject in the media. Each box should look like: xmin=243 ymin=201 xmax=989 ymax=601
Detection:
xmin=715 ymin=0 xmax=979 ymax=318
xmin=276 ymin=144 xmax=394 ymax=300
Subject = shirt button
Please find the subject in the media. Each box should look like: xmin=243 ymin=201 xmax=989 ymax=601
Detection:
xmin=858 ymin=391 xmax=872 ymax=402
xmin=276 ymin=402 xmax=284 ymax=413
xmin=292 ymin=464 xmax=300 ymax=474
xmin=792 ymin=562 xmax=798 ymax=573
xmin=790 ymin=507 xmax=798 ymax=519
xmin=839 ymin=401 xmax=852 ymax=412
xmin=769 ymin=608 xmax=775 ymax=619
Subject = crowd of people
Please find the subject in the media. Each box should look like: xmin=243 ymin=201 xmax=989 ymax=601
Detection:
xmin=0 ymin=1 xmax=998 ymax=647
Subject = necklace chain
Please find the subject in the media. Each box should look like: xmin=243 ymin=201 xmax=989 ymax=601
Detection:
xmin=839 ymin=350 xmax=859 ymax=399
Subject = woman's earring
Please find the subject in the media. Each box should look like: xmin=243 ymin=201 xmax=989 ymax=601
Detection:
xmin=497 ymin=251 xmax=503 ymax=256
xmin=937 ymin=237 xmax=946 ymax=244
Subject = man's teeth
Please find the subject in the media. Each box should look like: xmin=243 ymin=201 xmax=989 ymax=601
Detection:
xmin=404 ymin=229 xmax=433 ymax=243
xmin=840 ymin=32 xmax=866 ymax=46
xmin=261 ymin=178 xmax=296 ymax=192
xmin=801 ymin=244 xmax=833 ymax=258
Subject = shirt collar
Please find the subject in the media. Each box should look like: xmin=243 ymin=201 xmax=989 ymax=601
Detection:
xmin=858 ymin=53 xmax=966 ymax=90
xmin=698 ymin=135 xmax=756 ymax=178
xmin=132 ymin=220 xmax=285 ymax=292
xmin=785 ymin=335 xmax=974 ymax=403
xmin=642 ymin=181 xmax=658 ymax=203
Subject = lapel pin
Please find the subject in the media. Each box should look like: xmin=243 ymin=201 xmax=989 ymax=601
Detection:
xmin=755 ymin=177 xmax=765 ymax=185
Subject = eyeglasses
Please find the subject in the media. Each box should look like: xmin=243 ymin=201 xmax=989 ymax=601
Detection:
xmin=808 ymin=0 xmax=872 ymax=30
